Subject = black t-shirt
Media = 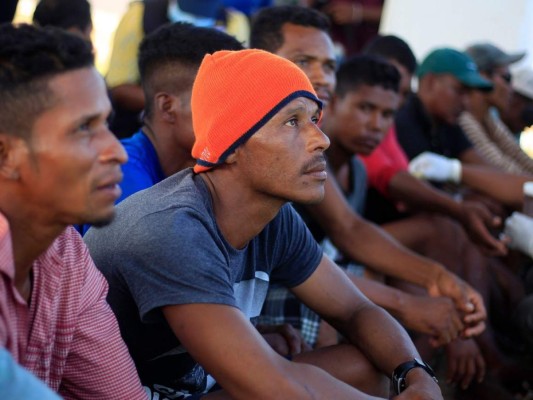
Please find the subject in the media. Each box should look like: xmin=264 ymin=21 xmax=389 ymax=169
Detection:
xmin=395 ymin=95 xmax=472 ymax=160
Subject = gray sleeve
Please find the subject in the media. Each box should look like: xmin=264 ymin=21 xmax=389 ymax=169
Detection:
xmin=90 ymin=207 xmax=237 ymax=323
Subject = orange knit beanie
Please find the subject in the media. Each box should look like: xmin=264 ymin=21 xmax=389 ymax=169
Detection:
xmin=191 ymin=49 xmax=322 ymax=173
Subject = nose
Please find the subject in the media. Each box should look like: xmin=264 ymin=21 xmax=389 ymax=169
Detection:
xmin=99 ymin=127 xmax=128 ymax=165
xmin=369 ymin=111 xmax=385 ymax=133
xmin=307 ymin=122 xmax=330 ymax=152
xmin=309 ymin=62 xmax=328 ymax=89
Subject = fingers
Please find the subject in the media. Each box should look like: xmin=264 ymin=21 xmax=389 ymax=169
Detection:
xmin=462 ymin=321 xmax=486 ymax=338
xmin=446 ymin=348 xmax=458 ymax=384
xmin=277 ymin=323 xmax=306 ymax=355
xmin=461 ymin=291 xmax=487 ymax=338
xmin=459 ymin=356 xmax=475 ymax=390
xmin=431 ymin=312 xmax=462 ymax=347
xmin=475 ymin=351 xmax=486 ymax=384
xmin=462 ymin=292 xmax=487 ymax=324
xmin=475 ymin=226 xmax=508 ymax=256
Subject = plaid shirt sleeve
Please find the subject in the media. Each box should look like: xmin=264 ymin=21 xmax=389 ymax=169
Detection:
xmin=58 ymin=235 xmax=147 ymax=400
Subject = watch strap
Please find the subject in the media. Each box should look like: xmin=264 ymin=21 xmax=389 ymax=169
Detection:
xmin=391 ymin=358 xmax=438 ymax=395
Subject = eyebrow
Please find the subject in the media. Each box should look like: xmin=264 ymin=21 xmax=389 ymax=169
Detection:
xmin=283 ymin=102 xmax=320 ymax=116
xmin=70 ymin=110 xmax=109 ymax=127
xmin=291 ymin=52 xmax=336 ymax=64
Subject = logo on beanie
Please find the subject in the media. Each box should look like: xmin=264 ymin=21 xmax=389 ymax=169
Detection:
xmin=201 ymin=147 xmax=211 ymax=161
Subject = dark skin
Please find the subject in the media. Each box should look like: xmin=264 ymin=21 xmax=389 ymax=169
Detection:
xmin=274 ymin=23 xmax=487 ymax=337
xmin=162 ymin=96 xmax=440 ymax=399
xmin=0 ymin=68 xmax=126 ymax=302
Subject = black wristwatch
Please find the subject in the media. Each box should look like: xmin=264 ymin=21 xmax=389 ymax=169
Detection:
xmin=391 ymin=358 xmax=438 ymax=395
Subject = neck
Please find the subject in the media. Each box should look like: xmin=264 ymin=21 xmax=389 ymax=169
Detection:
xmin=466 ymin=91 xmax=489 ymax=123
xmin=1 ymin=200 xmax=62 ymax=301
xmin=200 ymin=171 xmax=283 ymax=249
xmin=143 ymin=122 xmax=195 ymax=177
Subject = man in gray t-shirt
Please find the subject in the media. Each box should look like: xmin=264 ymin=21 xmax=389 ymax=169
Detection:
xmin=86 ymin=49 xmax=442 ymax=400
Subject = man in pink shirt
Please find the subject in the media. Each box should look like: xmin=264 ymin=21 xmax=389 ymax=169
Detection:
xmin=0 ymin=24 xmax=146 ymax=399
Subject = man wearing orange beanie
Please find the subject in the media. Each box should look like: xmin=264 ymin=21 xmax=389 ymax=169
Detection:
xmin=86 ymin=49 xmax=442 ymax=399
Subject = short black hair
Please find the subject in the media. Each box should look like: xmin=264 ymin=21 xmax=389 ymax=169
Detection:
xmin=250 ymin=5 xmax=330 ymax=53
xmin=33 ymin=0 xmax=92 ymax=34
xmin=0 ymin=23 xmax=94 ymax=138
xmin=363 ymin=35 xmax=417 ymax=74
xmin=138 ymin=22 xmax=243 ymax=119
xmin=336 ymin=55 xmax=400 ymax=97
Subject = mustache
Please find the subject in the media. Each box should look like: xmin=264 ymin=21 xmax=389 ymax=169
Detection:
xmin=301 ymin=154 xmax=327 ymax=174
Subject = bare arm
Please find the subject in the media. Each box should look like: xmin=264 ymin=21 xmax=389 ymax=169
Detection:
xmin=305 ymin=174 xmax=488 ymax=325
xmin=163 ymin=303 xmax=383 ymax=400
xmin=461 ymin=164 xmax=530 ymax=209
xmin=350 ymin=274 xmax=463 ymax=346
xmin=305 ymin=176 xmax=445 ymax=288
xmin=292 ymin=256 xmax=442 ymax=398
xmin=388 ymin=171 xmax=506 ymax=255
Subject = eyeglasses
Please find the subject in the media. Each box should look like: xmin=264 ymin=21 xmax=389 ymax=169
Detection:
xmin=499 ymin=72 xmax=512 ymax=84
xmin=491 ymin=71 xmax=512 ymax=84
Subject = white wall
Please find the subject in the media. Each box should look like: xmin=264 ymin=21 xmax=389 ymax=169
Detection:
xmin=380 ymin=0 xmax=533 ymax=69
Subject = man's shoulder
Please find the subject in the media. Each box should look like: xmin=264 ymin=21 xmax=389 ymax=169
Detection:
xmin=87 ymin=169 xmax=211 ymax=244
xmin=41 ymin=227 xmax=105 ymax=299
xmin=125 ymin=168 xmax=205 ymax=211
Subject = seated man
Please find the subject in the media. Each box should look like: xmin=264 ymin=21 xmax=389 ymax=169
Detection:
xmin=78 ymin=22 xmax=244 ymax=235
xmin=105 ymin=0 xmax=249 ymax=138
xmin=0 ymin=24 xmax=145 ymax=398
xmin=85 ymin=49 xmax=442 ymax=399
xmin=250 ymin=4 xmax=487 ymax=348
xmin=459 ymin=43 xmax=533 ymax=175
xmin=502 ymin=67 xmax=533 ymax=135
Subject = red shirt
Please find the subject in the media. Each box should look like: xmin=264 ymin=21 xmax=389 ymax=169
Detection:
xmin=0 ymin=214 xmax=146 ymax=399
xmin=360 ymin=125 xmax=409 ymax=197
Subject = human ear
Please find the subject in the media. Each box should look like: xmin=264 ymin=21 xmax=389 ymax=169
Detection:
xmin=155 ymin=92 xmax=179 ymax=123
xmin=225 ymin=150 xmax=238 ymax=165
xmin=0 ymin=134 xmax=24 ymax=180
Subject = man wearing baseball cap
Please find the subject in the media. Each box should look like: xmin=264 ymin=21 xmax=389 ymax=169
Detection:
xmin=502 ymin=67 xmax=533 ymax=134
xmin=395 ymin=47 xmax=493 ymax=165
xmin=86 ymin=49 xmax=442 ymax=399
xmin=458 ymin=43 xmax=533 ymax=175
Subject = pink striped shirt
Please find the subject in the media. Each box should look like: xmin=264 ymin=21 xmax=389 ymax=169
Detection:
xmin=0 ymin=213 xmax=147 ymax=399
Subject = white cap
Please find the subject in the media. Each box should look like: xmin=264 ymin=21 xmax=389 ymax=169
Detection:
xmin=523 ymin=181 xmax=533 ymax=197
xmin=513 ymin=68 xmax=533 ymax=100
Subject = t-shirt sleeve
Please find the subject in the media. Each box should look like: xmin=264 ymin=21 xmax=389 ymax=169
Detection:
xmin=268 ymin=204 xmax=323 ymax=288
xmin=115 ymin=208 xmax=237 ymax=323
xmin=361 ymin=126 xmax=408 ymax=196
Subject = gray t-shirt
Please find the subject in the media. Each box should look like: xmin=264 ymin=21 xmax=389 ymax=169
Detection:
xmin=84 ymin=168 xmax=322 ymax=394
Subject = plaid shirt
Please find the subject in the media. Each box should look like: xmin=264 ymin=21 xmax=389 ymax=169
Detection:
xmin=0 ymin=214 xmax=147 ymax=399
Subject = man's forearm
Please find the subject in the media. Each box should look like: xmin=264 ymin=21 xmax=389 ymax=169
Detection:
xmin=333 ymin=302 xmax=420 ymax=376
xmin=388 ymin=171 xmax=464 ymax=220
xmin=461 ymin=165 xmax=529 ymax=209
xmin=305 ymin=176 xmax=444 ymax=290
xmin=329 ymin=216 xmax=444 ymax=290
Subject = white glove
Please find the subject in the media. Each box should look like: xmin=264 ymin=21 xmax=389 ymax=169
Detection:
xmin=408 ymin=152 xmax=462 ymax=183
xmin=504 ymin=212 xmax=533 ymax=257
